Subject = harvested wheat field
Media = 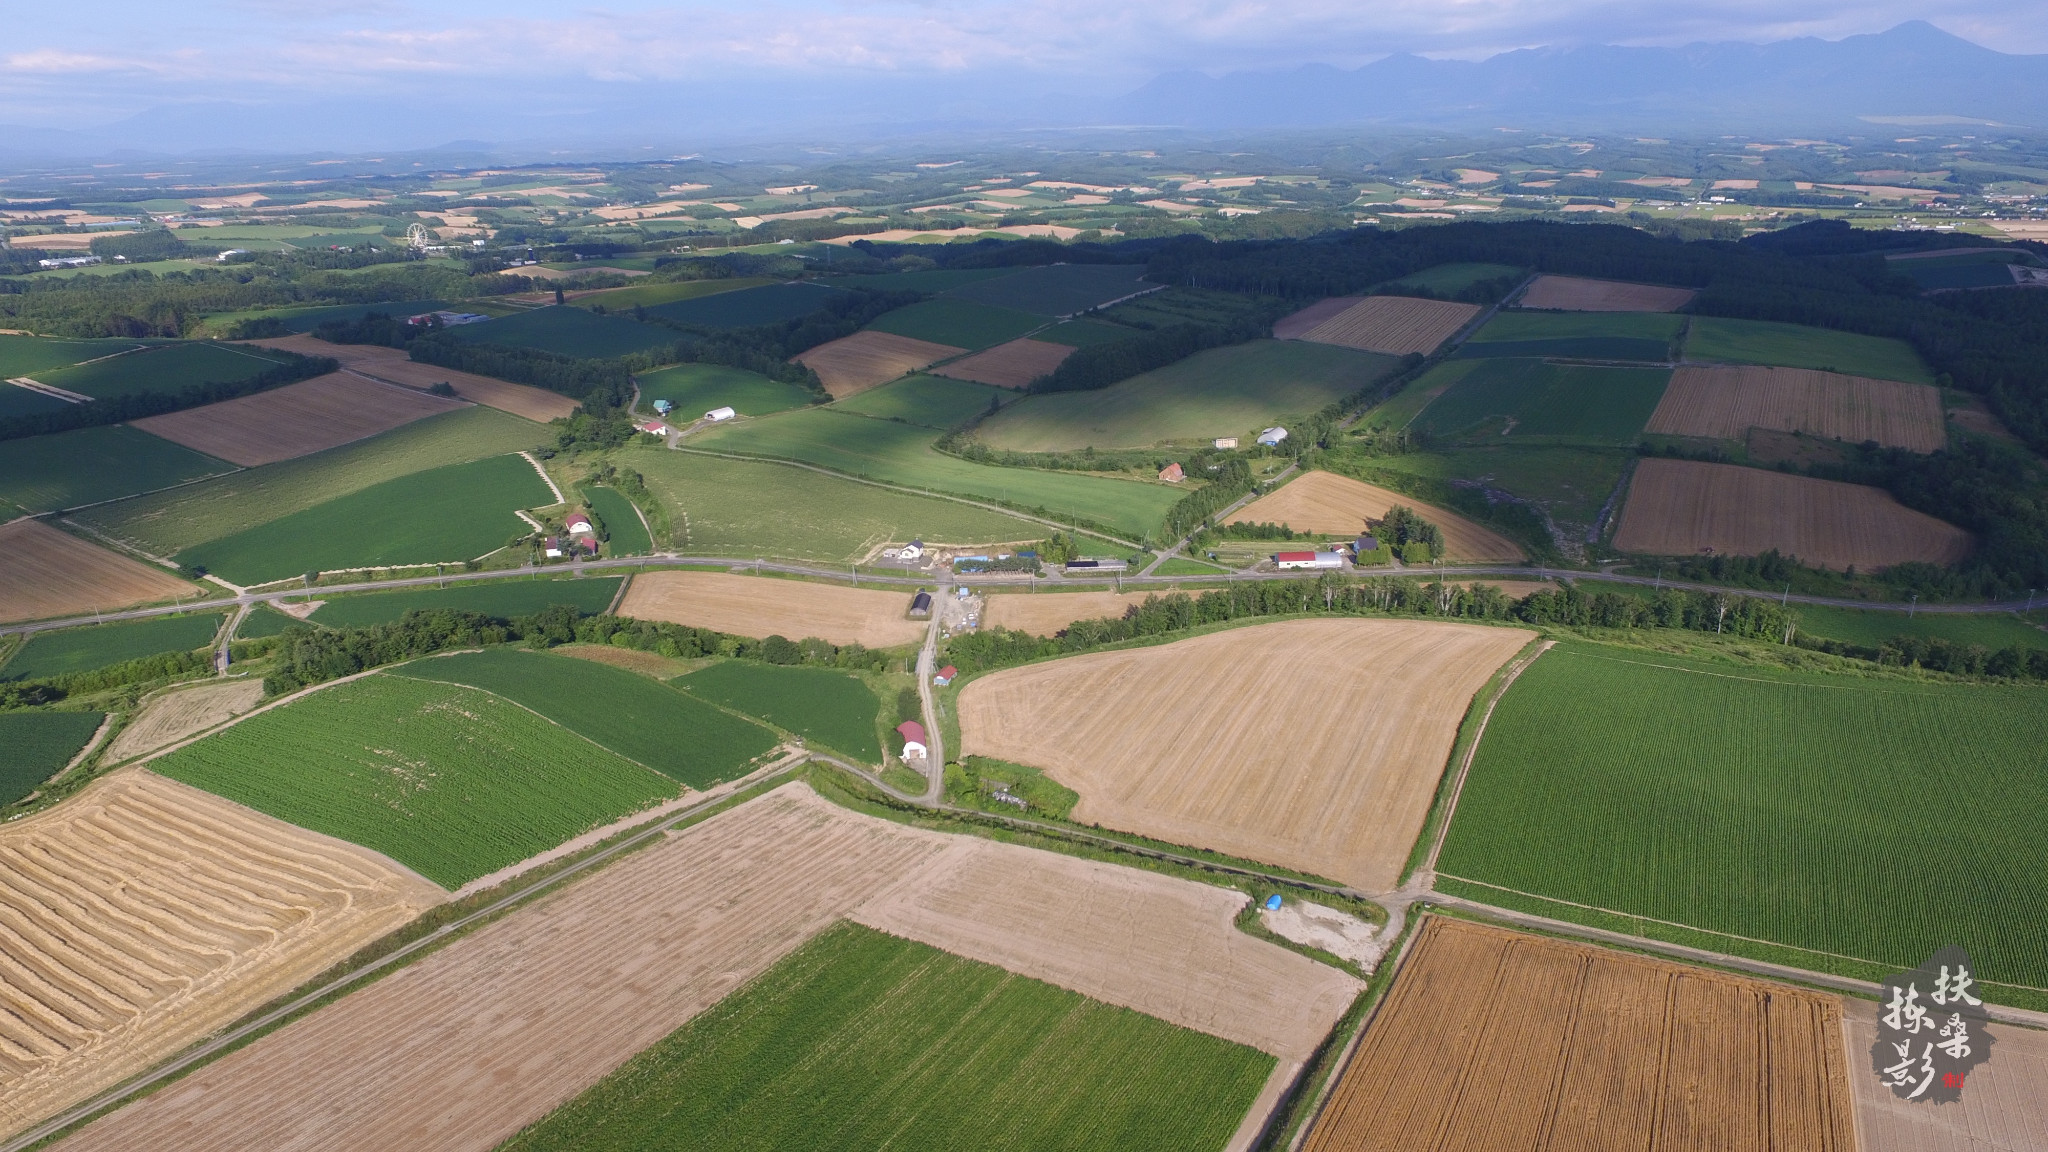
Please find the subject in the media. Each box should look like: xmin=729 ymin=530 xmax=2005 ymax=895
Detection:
xmin=237 ymin=338 xmax=575 ymax=422
xmin=1647 ymin=365 xmax=1946 ymax=453
xmin=1518 ymin=274 xmax=1696 ymax=312
xmin=1228 ymin=471 xmax=1525 ymax=562
xmin=0 ymin=519 xmax=197 ymax=625
xmin=1302 ymin=917 xmax=1854 ymax=1152
xmin=1845 ymin=1009 xmax=2048 ymax=1150
xmin=1614 ymin=458 xmax=1971 ymax=571
xmin=620 ymin=570 xmax=926 ymax=648
xmin=131 ymin=373 xmax=465 ymax=467
xmin=0 ymin=770 xmax=441 ymax=1140
xmin=959 ymin=618 xmax=1532 ymax=891
xmin=1273 ymin=298 xmax=1364 ymax=340
xmin=929 ymin=337 xmax=1075 ymax=389
xmin=793 ymin=330 xmax=965 ymax=399
xmin=104 ymin=680 xmax=266 ymax=763
xmin=982 ymin=590 xmax=1144 ymax=635
xmin=1295 ymin=296 xmax=1481 ymax=356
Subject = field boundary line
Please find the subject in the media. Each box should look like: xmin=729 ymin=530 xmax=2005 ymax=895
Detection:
xmin=1420 ymin=638 xmax=1552 ymax=877
xmin=518 ymin=451 xmax=566 ymax=505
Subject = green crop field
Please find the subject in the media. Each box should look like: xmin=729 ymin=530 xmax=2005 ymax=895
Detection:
xmin=944 ymin=263 xmax=1156 ymax=317
xmin=864 ymin=298 xmax=1045 ymax=350
xmin=2 ymin=612 xmax=224 ymax=681
xmin=1383 ymin=261 xmax=1523 ymax=294
xmin=584 ymin=486 xmax=651 ymax=554
xmin=38 ymin=342 xmax=289 ymax=401
xmin=153 ymin=673 xmax=678 ymax=888
xmin=498 ymin=922 xmax=1273 ymax=1152
xmin=629 ymin=444 xmax=1045 ymax=561
xmin=0 ymin=382 xmax=71 ymax=420
xmin=235 ymin=606 xmax=301 ymax=639
xmin=1412 ymin=359 xmax=1671 ymax=445
xmin=694 ymin=409 xmax=1181 ymax=538
xmin=394 ymin=648 xmax=777 ymax=788
xmin=0 ymin=712 xmax=104 ymax=805
xmin=646 ymin=282 xmax=847 ymax=328
xmin=77 ymin=407 xmax=541 ymax=557
xmin=1357 ymin=444 xmax=1627 ymax=538
xmin=1363 ymin=359 xmax=1479 ymax=429
xmin=306 ymin=576 xmax=624 ymax=628
xmin=178 ymin=454 xmax=552 ymax=584
xmin=448 ymin=306 xmax=675 ymax=359
xmin=833 ymin=374 xmax=1003 ymax=429
xmin=1793 ymin=605 xmax=2048 ymax=651
xmin=1460 ymin=311 xmax=1683 ymax=362
xmin=0 ymin=333 xmax=147 ymax=378
xmin=1036 ymin=318 xmax=1141 ymax=347
xmin=1683 ymin=317 xmax=1934 ymax=384
xmin=818 ymin=267 xmax=1018 ymax=293
xmin=1154 ymin=556 xmax=1230 ymax=575
xmin=636 ymin=362 xmax=815 ymax=419
xmin=573 ymin=276 xmax=772 ymax=310
xmin=0 ymin=425 xmax=233 ymax=515
xmin=275 ymin=300 xmax=452 ymax=333
xmin=1436 ymin=641 xmax=2048 ymax=998
xmin=676 ymin=661 xmax=882 ymax=762
xmin=979 ymin=340 xmax=1399 ymax=452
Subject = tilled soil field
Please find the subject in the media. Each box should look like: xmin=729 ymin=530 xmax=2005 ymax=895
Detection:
xmin=1296 ymin=296 xmax=1480 ymax=356
xmin=619 ymin=571 xmax=927 ymax=648
xmin=1647 ymin=365 xmax=1946 ymax=453
xmin=103 ymin=679 xmax=265 ymax=763
xmin=1302 ymin=917 xmax=1855 ymax=1152
xmin=0 ymin=518 xmax=197 ymax=625
xmin=1845 ymin=1008 xmax=2048 ymax=1150
xmin=981 ymin=590 xmax=1146 ymax=635
xmin=1228 ymin=470 xmax=1525 ymax=562
xmin=793 ymin=330 xmax=965 ymax=398
xmin=957 ymin=618 xmax=1533 ymax=891
xmin=238 ymin=338 xmax=576 ymax=422
xmin=929 ymin=337 xmax=1076 ymax=389
xmin=1614 ymin=458 xmax=1972 ymax=571
xmin=0 ymin=770 xmax=442 ymax=1140
xmin=132 ymin=373 xmax=466 ymax=466
xmin=1518 ymin=274 xmax=1696 ymax=312
xmin=1273 ymin=297 xmax=1363 ymax=340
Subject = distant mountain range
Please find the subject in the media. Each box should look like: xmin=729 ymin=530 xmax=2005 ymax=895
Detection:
xmin=1114 ymin=23 xmax=2048 ymax=133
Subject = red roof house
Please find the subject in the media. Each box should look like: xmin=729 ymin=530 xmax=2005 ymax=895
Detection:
xmin=1158 ymin=462 xmax=1185 ymax=483
xmin=934 ymin=665 xmax=958 ymax=686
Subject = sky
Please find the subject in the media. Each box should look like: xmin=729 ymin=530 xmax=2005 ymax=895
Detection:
xmin=2 ymin=1 xmax=2039 ymax=133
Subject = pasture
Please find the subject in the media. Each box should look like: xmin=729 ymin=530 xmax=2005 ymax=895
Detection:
xmin=153 ymin=673 xmax=681 ymax=888
xmin=1304 ymin=917 xmax=1852 ymax=1152
xmin=1793 ymin=603 xmax=2048 ymax=650
xmin=306 ymin=575 xmax=624 ymax=628
xmin=1436 ymin=641 xmax=2048 ymax=996
xmin=1460 ymin=309 xmax=1683 ymax=362
xmin=447 ymin=305 xmax=674 ymax=359
xmin=958 ymin=618 xmax=1533 ymax=891
xmin=1359 ymin=445 xmax=1629 ymax=540
xmin=0 ymin=425 xmax=231 ymax=515
xmin=2 ymin=611 xmax=222 ymax=681
xmin=36 ymin=342 xmax=289 ymax=401
xmin=645 ymin=281 xmax=847 ymax=328
xmin=976 ymin=340 xmax=1398 ymax=452
xmin=1228 ymin=471 xmax=1525 ymax=561
xmin=864 ymin=297 xmax=1045 ymax=350
xmin=0 ymin=710 xmax=103 ymax=802
xmin=177 ymin=453 xmax=553 ymax=584
xmin=1613 ymin=458 xmax=1971 ymax=570
xmin=105 ymin=680 xmax=265 ymax=763
xmin=1412 ymin=358 xmax=1672 ymax=445
xmin=943 ymin=262 xmax=1155 ymax=316
xmin=1684 ymin=317 xmax=1934 ymax=384
xmin=620 ymin=571 xmax=927 ymax=649
xmin=792 ymin=330 xmax=964 ymax=398
xmin=636 ymin=362 xmax=815 ymax=418
xmin=394 ymin=648 xmax=778 ymax=788
xmin=929 ymin=337 xmax=1075 ymax=388
xmin=676 ymin=660 xmax=883 ymax=762
xmin=1292 ymin=295 xmax=1481 ymax=356
xmin=1647 ymin=364 xmax=1946 ymax=452
xmin=832 ymin=373 xmax=1004 ymax=429
xmin=1516 ymin=274 xmax=1697 ymax=312
xmin=0 ymin=518 xmax=199 ymax=626
xmin=132 ymin=372 xmax=466 ymax=467
xmin=584 ymin=485 xmax=650 ymax=553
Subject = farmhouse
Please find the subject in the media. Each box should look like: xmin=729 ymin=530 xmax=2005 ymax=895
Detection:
xmin=1258 ymin=426 xmax=1289 ymax=446
xmin=639 ymin=422 xmax=668 ymax=436
xmin=1276 ymin=550 xmax=1345 ymax=570
xmin=544 ymin=537 xmax=564 ymax=559
xmin=896 ymin=720 xmax=928 ymax=760
xmin=910 ymin=591 xmax=933 ymax=617
xmin=1355 ymin=535 xmax=1380 ymax=556
xmin=1158 ymin=462 xmax=1185 ymax=483
xmin=705 ymin=406 xmax=737 ymax=422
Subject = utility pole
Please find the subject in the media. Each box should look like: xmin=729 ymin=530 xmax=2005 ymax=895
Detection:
xmin=1909 ymin=592 xmax=1918 ymax=619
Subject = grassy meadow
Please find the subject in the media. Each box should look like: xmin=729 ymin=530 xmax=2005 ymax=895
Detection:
xmin=832 ymin=374 xmax=1004 ymax=429
xmin=865 ymin=298 xmax=1045 ymax=350
xmin=304 ymin=576 xmax=625 ymax=628
xmin=1683 ymin=317 xmax=1934 ymax=383
xmin=234 ymin=606 xmax=302 ymax=639
xmin=0 ymin=711 xmax=104 ymax=804
xmin=1412 ymin=359 xmax=1671 ymax=445
xmin=1461 ymin=310 xmax=1683 ymax=362
xmin=38 ymin=342 xmax=289 ymax=401
xmin=677 ymin=661 xmax=883 ymax=762
xmin=0 ymin=425 xmax=234 ymax=515
xmin=448 ymin=305 xmax=674 ymax=359
xmin=636 ymin=362 xmax=816 ymax=419
xmin=1356 ymin=444 xmax=1628 ymax=539
xmin=1792 ymin=605 xmax=2048 ymax=651
xmin=3 ymin=612 xmax=224 ymax=681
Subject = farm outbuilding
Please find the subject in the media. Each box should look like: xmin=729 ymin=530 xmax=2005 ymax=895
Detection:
xmin=1214 ymin=437 xmax=1239 ymax=449
xmin=1158 ymin=463 xmax=1185 ymax=483
xmin=565 ymin=512 xmax=594 ymax=536
xmin=910 ymin=591 xmax=933 ymax=617
xmin=896 ymin=720 xmax=929 ymax=760
xmin=1275 ymin=551 xmax=1345 ymax=570
xmin=705 ymin=406 xmax=737 ymax=422
xmin=934 ymin=665 xmax=958 ymax=687
xmin=1258 ymin=426 xmax=1289 ymax=446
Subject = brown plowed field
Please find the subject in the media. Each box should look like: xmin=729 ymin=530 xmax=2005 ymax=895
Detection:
xmin=1614 ymin=458 xmax=1971 ymax=571
xmin=792 ymin=330 xmax=965 ymax=399
xmin=104 ymin=680 xmax=266 ymax=763
xmin=236 ymin=337 xmax=576 ymax=422
xmin=1647 ymin=365 xmax=1946 ymax=453
xmin=1273 ymin=298 xmax=1363 ymax=340
xmin=1518 ymin=274 xmax=1696 ymax=312
xmin=957 ymin=618 xmax=1532 ymax=891
xmin=1846 ymin=1009 xmax=2048 ymax=1150
xmin=131 ymin=373 xmax=466 ymax=466
xmin=981 ymin=590 xmax=1144 ymax=636
xmin=0 ymin=770 xmax=441 ymax=1140
xmin=620 ymin=570 xmax=925 ymax=648
xmin=1228 ymin=471 xmax=1525 ymax=562
xmin=928 ymin=337 xmax=1075 ymax=389
xmin=1297 ymin=296 xmax=1481 ymax=356
xmin=1302 ymin=917 xmax=1855 ymax=1152
xmin=852 ymin=836 xmax=1361 ymax=1061
xmin=0 ymin=519 xmax=197 ymax=625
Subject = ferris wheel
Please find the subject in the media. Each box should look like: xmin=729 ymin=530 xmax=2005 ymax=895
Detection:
xmin=406 ymin=223 xmax=431 ymax=251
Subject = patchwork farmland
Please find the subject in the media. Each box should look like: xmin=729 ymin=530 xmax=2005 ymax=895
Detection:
xmin=792 ymin=329 xmax=963 ymax=398
xmin=676 ymin=660 xmax=884 ymax=762
xmin=131 ymin=372 xmax=467 ymax=466
xmin=1646 ymin=364 xmax=1948 ymax=452
xmin=0 ymin=518 xmax=198 ymax=625
xmin=240 ymin=336 xmax=578 ymax=421
xmin=0 ymin=425 xmax=232 ymax=516
xmin=1288 ymin=295 xmax=1480 ymax=356
xmin=1516 ymin=273 xmax=1697 ymax=311
xmin=620 ymin=571 xmax=927 ymax=648
xmin=1228 ymin=470 xmax=1525 ymax=561
xmin=929 ymin=336 xmax=1075 ymax=388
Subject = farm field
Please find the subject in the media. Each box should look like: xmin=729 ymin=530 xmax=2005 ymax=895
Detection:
xmin=36 ymin=342 xmax=289 ymax=401
xmin=1035 ymin=317 xmax=1139 ymax=346
xmin=132 ymin=372 xmax=466 ymax=466
xmin=635 ymin=361 xmax=814 ymax=418
xmin=621 ymin=571 xmax=926 ymax=648
xmin=0 ymin=770 xmax=441 ymax=1141
xmin=394 ymin=648 xmax=778 ymax=788
xmin=832 ymin=373 xmax=1004 ymax=429
xmin=1646 ymin=364 xmax=1947 ymax=452
xmin=1360 ymin=357 xmax=1474 ymax=429
xmin=819 ymin=267 xmax=1018 ymax=293
xmin=1516 ymin=273 xmax=1697 ymax=311
xmin=1272 ymin=297 xmax=1360 ymax=340
xmin=447 ymin=305 xmax=674 ymax=359
xmin=3 ymin=611 xmax=223 ymax=681
xmin=1459 ymin=309 xmax=1683 ymax=361
xmin=976 ymin=340 xmax=1399 ymax=452
xmin=928 ymin=336 xmax=1075 ymax=388
xmin=1889 ymin=249 xmax=2036 ymax=291
xmin=0 ymin=710 xmax=103 ymax=803
xmin=75 ymin=406 xmax=542 ymax=558
xmin=0 ymin=333 xmax=146 ymax=378
xmin=1303 ymin=917 xmax=1853 ymax=1152
xmin=105 ymin=679 xmax=265 ymax=763
xmin=572 ymin=276 xmax=772 ymax=310
xmin=265 ymin=299 xmax=452 ymax=333
xmin=694 ymin=408 xmax=1182 ymax=538
xmin=151 ymin=673 xmax=681 ymax=888
xmin=306 ymin=575 xmax=624 ymax=627
xmin=864 ymin=297 xmax=1045 ymax=350
xmin=958 ymin=618 xmax=1533 ymax=891
xmin=1381 ymin=261 xmax=1523 ymax=295
xmin=0 ymin=425 xmax=232 ymax=516
xmin=1292 ymin=295 xmax=1481 ymax=356
xmin=1359 ymin=445 xmax=1629 ymax=540
xmin=1435 ymin=641 xmax=2048 ymax=995
xmin=0 ymin=518 xmax=200 ymax=625
xmin=942 ymin=262 xmax=1155 ymax=316
xmin=1613 ymin=458 xmax=1971 ymax=570
xmin=792 ymin=329 xmax=965 ymax=398
xmin=1793 ymin=603 xmax=2048 ymax=650
xmin=1228 ymin=470 xmax=1526 ymax=561
xmin=234 ymin=605 xmax=300 ymax=637
xmin=675 ymin=660 xmax=883 ymax=762
xmin=981 ymin=590 xmax=1146 ymax=635
xmin=628 ymin=445 xmax=1042 ymax=562
xmin=1412 ymin=358 xmax=1671 ymax=444
xmin=1845 ymin=1009 xmax=2048 ymax=1149
xmin=0 ymin=379 xmax=71 ymax=419
xmin=1684 ymin=317 xmax=1934 ymax=384
xmin=499 ymin=922 xmax=1276 ymax=1152
xmin=583 ymin=485 xmax=650 ymax=553
xmin=645 ymin=281 xmax=847 ymax=328
xmin=240 ymin=336 xmax=577 ymax=422
xmin=176 ymin=454 xmax=550 ymax=583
